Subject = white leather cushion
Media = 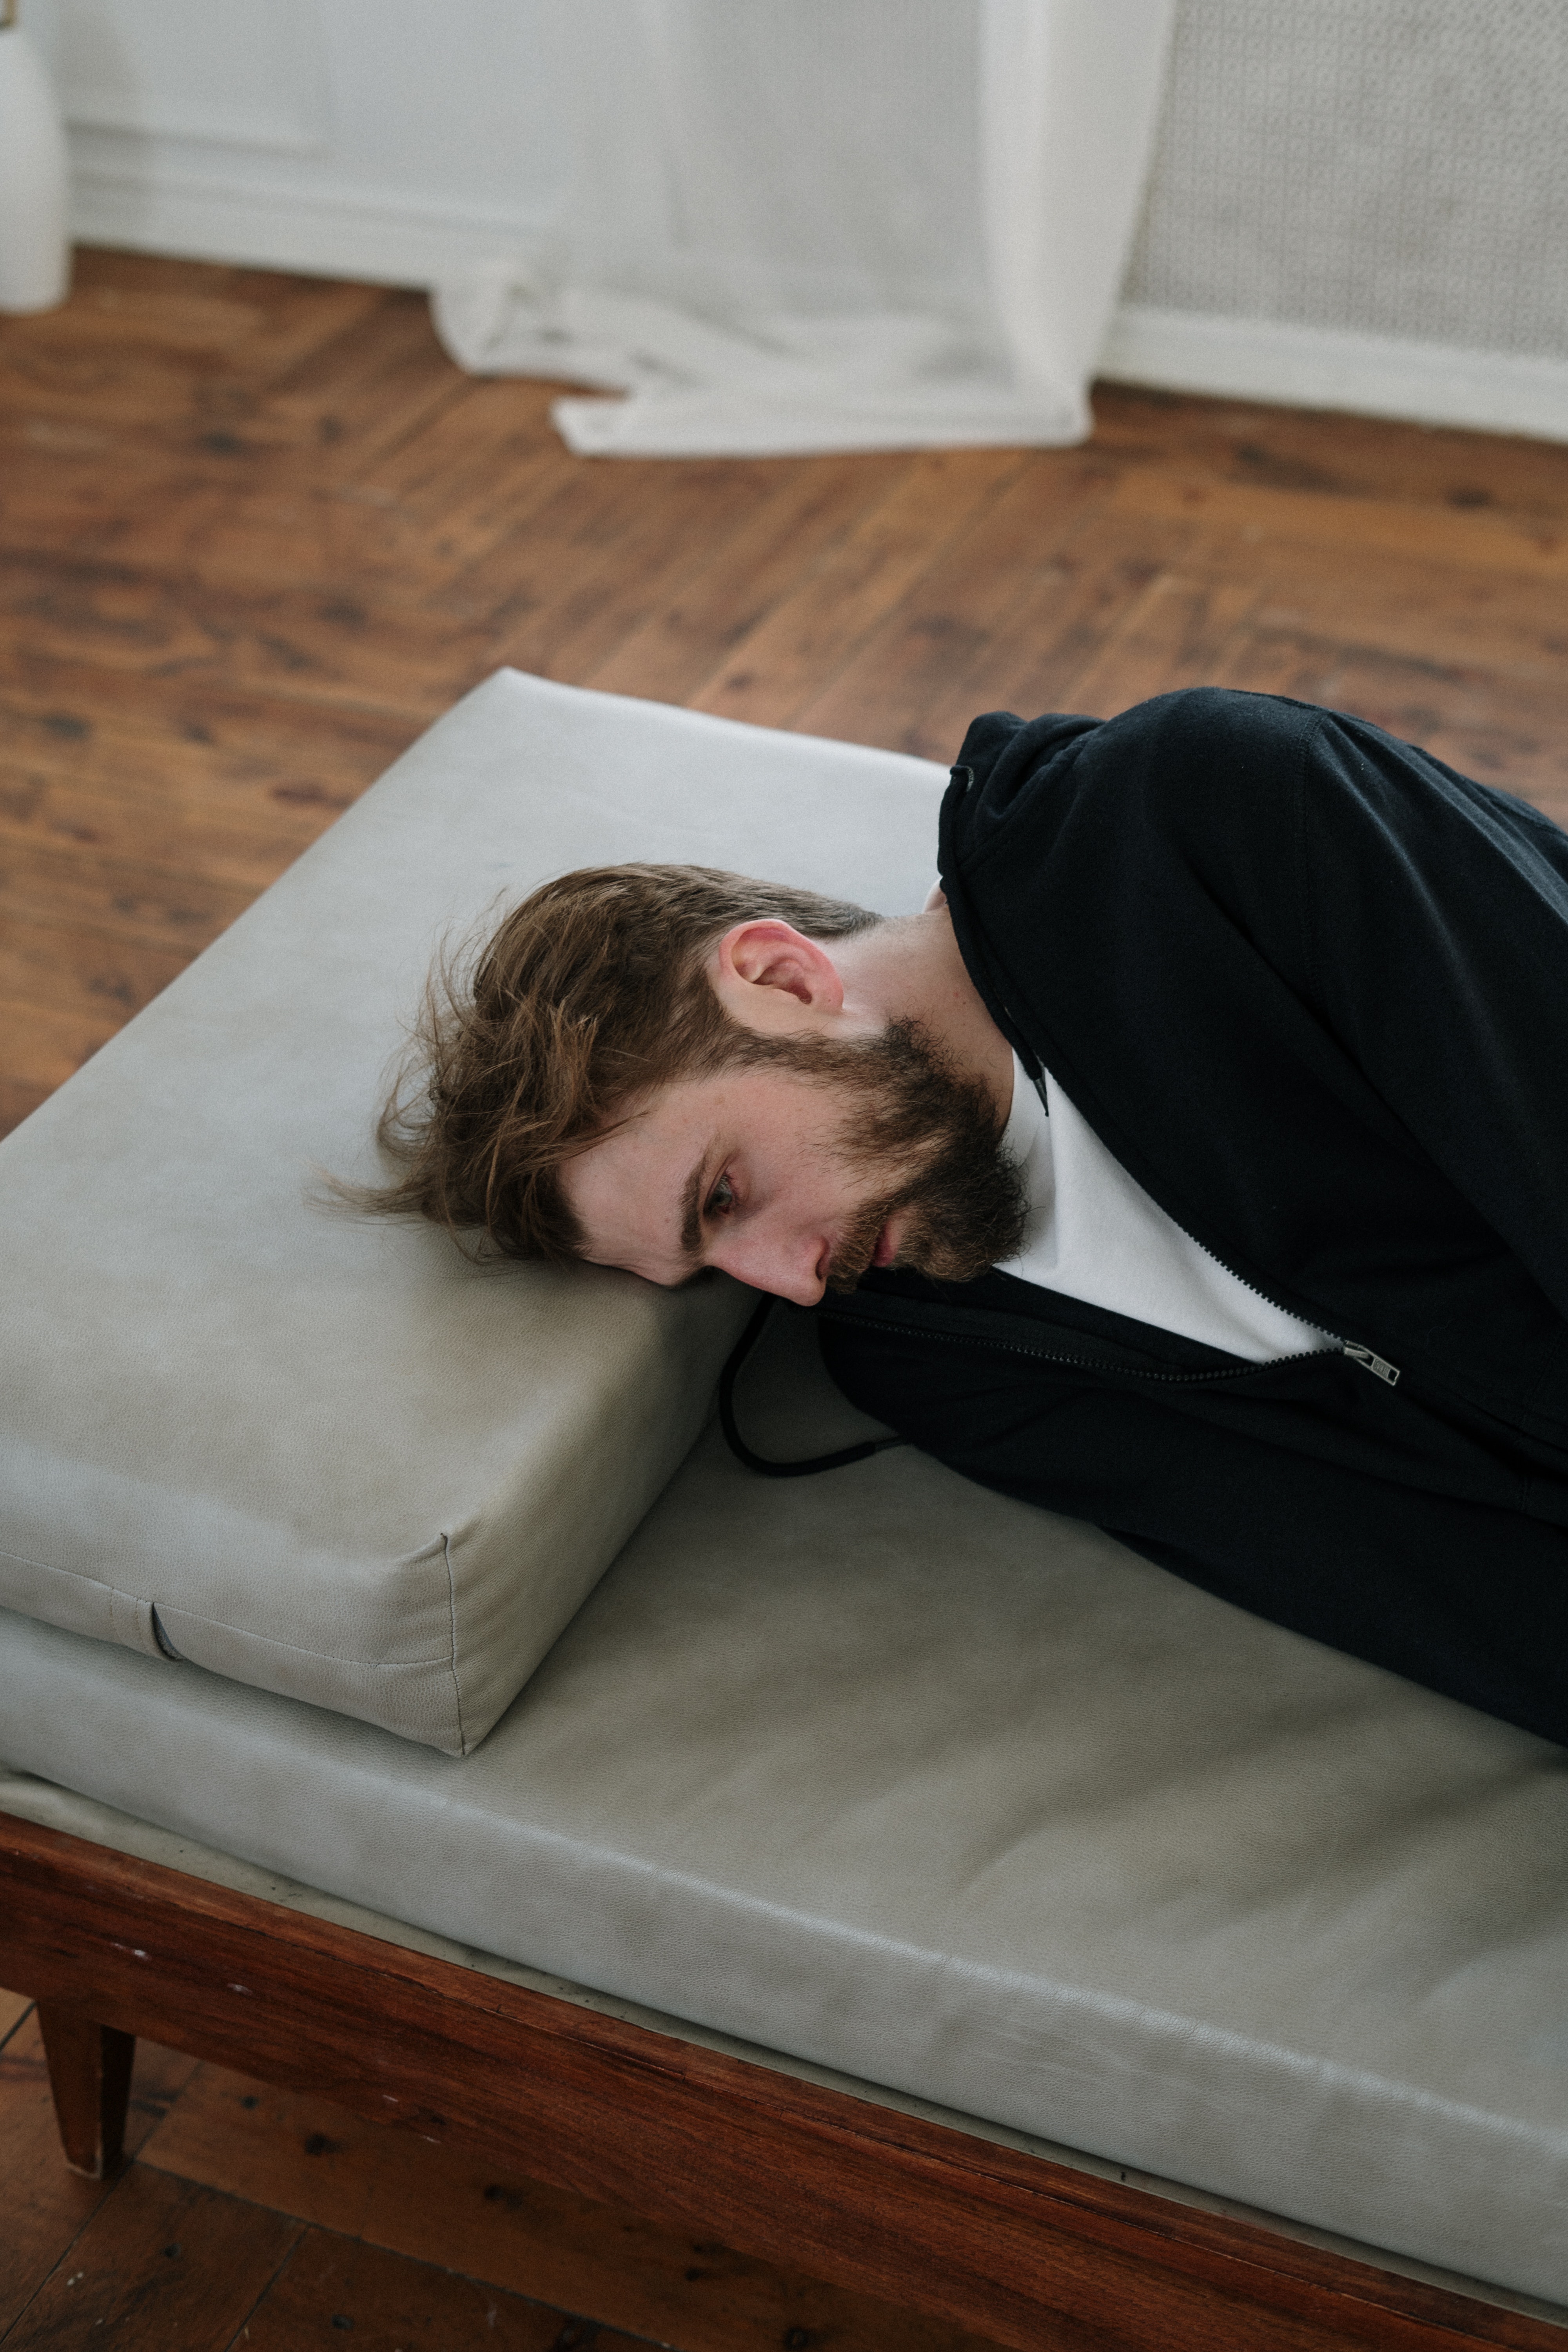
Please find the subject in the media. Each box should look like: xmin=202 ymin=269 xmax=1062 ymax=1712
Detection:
xmin=0 ymin=671 xmax=946 ymax=1751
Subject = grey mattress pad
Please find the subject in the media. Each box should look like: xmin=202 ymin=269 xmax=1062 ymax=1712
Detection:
xmin=2 ymin=1301 xmax=1566 ymax=2308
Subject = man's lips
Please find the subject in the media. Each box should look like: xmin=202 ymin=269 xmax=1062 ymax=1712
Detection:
xmin=824 ymin=1213 xmax=899 ymax=1292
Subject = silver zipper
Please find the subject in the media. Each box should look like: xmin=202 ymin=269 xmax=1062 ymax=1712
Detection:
xmin=1023 ymin=1076 xmax=1404 ymax=1392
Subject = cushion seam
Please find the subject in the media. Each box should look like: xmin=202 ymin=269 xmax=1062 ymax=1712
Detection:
xmin=152 ymin=1608 xmax=459 ymax=1671
xmin=0 ymin=1548 xmax=457 ymax=1671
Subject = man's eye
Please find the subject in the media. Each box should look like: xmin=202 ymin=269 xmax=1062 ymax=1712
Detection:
xmin=706 ymin=1174 xmax=736 ymax=1218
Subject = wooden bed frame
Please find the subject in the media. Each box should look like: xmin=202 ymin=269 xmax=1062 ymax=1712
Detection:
xmin=2 ymin=1811 xmax=1560 ymax=2352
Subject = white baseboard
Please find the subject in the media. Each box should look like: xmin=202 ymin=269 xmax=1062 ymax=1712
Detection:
xmin=68 ymin=166 xmax=1568 ymax=447
xmin=68 ymin=163 xmax=547 ymax=290
xmin=1100 ymin=303 xmax=1568 ymax=445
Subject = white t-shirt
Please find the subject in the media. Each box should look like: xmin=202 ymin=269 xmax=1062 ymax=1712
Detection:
xmin=996 ymin=1054 xmax=1334 ymax=1363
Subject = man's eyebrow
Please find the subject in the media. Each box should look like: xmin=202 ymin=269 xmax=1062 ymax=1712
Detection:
xmin=679 ymin=1155 xmax=708 ymax=1261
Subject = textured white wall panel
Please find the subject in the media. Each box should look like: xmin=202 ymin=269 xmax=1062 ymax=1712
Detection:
xmin=1105 ymin=0 xmax=1568 ymax=436
xmin=1124 ymin=0 xmax=1568 ymax=362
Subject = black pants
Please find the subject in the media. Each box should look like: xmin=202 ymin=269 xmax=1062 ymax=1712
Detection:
xmin=817 ymin=1271 xmax=1568 ymax=1747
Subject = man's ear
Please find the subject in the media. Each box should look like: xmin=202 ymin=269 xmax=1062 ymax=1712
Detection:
xmin=711 ymin=920 xmax=845 ymax=1031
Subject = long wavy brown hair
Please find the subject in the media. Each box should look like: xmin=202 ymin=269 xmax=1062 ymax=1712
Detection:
xmin=342 ymin=864 xmax=881 ymax=1261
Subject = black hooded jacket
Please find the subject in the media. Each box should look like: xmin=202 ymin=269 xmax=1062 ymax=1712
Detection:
xmin=817 ymin=689 xmax=1568 ymax=1740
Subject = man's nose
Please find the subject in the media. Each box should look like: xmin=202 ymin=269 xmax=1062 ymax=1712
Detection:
xmin=712 ymin=1229 xmax=828 ymax=1307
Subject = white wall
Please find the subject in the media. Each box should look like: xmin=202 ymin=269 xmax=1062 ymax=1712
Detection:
xmin=26 ymin=0 xmax=1568 ymax=441
xmin=26 ymin=0 xmax=566 ymax=284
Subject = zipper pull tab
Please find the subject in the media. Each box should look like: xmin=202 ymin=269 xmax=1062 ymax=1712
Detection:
xmin=1343 ymin=1342 xmax=1400 ymax=1387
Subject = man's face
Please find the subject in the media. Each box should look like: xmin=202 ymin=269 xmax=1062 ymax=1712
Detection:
xmin=559 ymin=1021 xmax=1026 ymax=1305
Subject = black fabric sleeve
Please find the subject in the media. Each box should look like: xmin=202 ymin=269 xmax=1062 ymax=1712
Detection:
xmin=1294 ymin=712 xmax=1568 ymax=1325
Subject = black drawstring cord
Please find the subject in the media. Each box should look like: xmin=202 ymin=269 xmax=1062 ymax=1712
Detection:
xmin=717 ymin=1294 xmax=907 ymax=1478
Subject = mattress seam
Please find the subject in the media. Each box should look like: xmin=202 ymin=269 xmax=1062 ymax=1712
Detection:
xmin=442 ymin=1530 xmax=468 ymax=1754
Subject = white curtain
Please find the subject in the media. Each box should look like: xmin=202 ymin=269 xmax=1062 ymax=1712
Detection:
xmin=432 ymin=0 xmax=1175 ymax=457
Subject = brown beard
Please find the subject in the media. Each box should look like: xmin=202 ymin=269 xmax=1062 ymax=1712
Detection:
xmin=726 ymin=1017 xmax=1028 ymax=1292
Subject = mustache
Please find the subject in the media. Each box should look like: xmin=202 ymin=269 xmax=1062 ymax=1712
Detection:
xmin=824 ymin=1193 xmax=894 ymax=1294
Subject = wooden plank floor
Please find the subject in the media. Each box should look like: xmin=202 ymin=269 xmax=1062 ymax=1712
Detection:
xmin=2 ymin=250 xmax=1568 ymax=2346
xmin=3 ymin=247 xmax=1568 ymax=1141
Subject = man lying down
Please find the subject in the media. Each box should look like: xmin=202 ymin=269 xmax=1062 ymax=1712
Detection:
xmin=363 ymin=687 xmax=1568 ymax=1746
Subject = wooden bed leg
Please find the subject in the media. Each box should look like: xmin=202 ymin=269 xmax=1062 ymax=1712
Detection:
xmin=36 ymin=2001 xmax=136 ymax=2179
